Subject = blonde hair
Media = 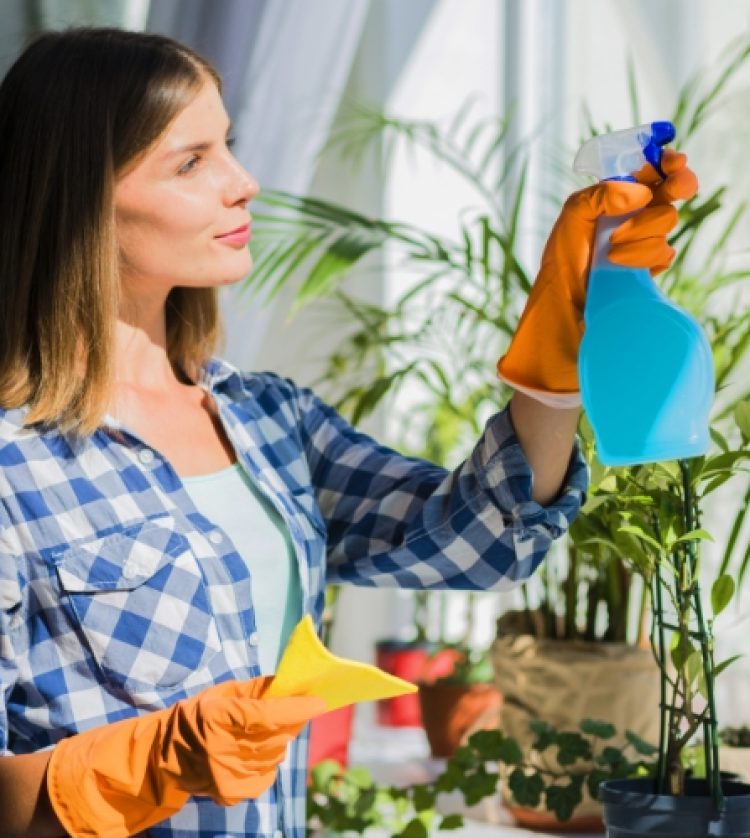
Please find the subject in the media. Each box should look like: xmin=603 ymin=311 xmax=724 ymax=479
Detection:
xmin=0 ymin=27 xmax=225 ymax=438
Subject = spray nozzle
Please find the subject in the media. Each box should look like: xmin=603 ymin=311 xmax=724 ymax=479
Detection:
xmin=573 ymin=121 xmax=676 ymax=182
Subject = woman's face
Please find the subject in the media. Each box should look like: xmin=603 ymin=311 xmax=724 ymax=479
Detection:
xmin=114 ymin=79 xmax=259 ymax=304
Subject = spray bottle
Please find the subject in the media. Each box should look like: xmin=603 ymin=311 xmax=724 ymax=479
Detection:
xmin=574 ymin=122 xmax=714 ymax=466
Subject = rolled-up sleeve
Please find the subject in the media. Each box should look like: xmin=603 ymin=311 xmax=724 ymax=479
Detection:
xmin=297 ymin=385 xmax=588 ymax=592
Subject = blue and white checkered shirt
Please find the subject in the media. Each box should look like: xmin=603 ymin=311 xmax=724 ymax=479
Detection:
xmin=0 ymin=357 xmax=587 ymax=837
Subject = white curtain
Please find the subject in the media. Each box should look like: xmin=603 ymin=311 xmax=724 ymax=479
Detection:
xmin=225 ymin=0 xmax=372 ymax=366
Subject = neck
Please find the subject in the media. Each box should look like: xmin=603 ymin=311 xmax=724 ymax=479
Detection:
xmin=113 ymin=295 xmax=189 ymax=393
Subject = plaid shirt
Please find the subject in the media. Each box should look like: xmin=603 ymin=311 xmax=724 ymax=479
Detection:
xmin=0 ymin=357 xmax=587 ymax=837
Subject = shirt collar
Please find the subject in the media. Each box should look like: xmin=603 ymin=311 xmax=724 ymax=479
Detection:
xmin=1 ymin=356 xmax=247 ymax=435
xmin=196 ymin=356 xmax=245 ymax=393
xmin=101 ymin=356 xmax=246 ymax=431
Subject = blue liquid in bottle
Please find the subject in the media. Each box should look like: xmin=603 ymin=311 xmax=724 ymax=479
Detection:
xmin=579 ymin=259 xmax=714 ymax=466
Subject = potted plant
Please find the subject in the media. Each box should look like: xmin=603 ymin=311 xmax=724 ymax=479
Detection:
xmin=417 ymin=593 xmax=502 ymax=759
xmin=306 ymin=717 xmax=659 ymax=836
xmin=374 ymin=591 xmax=457 ymax=728
xmin=596 ymin=436 xmax=750 ymax=835
xmin=491 ymin=457 xmax=664 ymax=829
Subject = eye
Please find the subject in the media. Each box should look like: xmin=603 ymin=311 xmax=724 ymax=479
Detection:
xmin=178 ymin=155 xmax=202 ymax=176
xmin=226 ymin=135 xmax=237 ymax=149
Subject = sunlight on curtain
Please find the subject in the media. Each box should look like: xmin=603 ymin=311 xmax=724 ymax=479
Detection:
xmin=29 ymin=0 xmax=150 ymax=30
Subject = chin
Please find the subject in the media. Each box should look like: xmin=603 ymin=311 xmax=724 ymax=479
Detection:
xmin=217 ymin=254 xmax=254 ymax=286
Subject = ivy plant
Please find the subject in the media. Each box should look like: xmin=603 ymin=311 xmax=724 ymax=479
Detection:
xmin=306 ymin=719 xmax=657 ymax=836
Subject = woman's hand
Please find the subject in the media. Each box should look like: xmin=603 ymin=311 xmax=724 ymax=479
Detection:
xmin=47 ymin=676 xmax=326 ymax=837
xmin=497 ymin=150 xmax=698 ymax=406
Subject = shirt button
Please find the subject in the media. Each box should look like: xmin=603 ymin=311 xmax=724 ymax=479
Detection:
xmin=138 ymin=448 xmax=155 ymax=465
xmin=208 ymin=531 xmax=223 ymax=545
xmin=248 ymin=632 xmax=260 ymax=646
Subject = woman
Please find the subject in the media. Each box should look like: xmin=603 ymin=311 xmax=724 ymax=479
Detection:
xmin=0 ymin=27 xmax=695 ymax=838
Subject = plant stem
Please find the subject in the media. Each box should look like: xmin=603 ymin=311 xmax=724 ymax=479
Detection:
xmin=637 ymin=578 xmax=650 ymax=647
xmin=649 ymin=510 xmax=669 ymax=795
xmin=679 ymin=459 xmax=723 ymax=810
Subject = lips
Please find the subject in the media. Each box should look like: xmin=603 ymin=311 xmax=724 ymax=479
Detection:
xmin=216 ymin=224 xmax=250 ymax=245
xmin=216 ymin=222 xmax=250 ymax=238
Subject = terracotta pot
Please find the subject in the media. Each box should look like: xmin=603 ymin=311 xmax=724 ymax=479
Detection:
xmin=418 ymin=681 xmax=502 ymax=758
xmin=375 ymin=641 xmax=457 ymax=727
xmin=307 ymin=703 xmax=355 ymax=777
xmin=505 ymin=805 xmax=604 ymax=833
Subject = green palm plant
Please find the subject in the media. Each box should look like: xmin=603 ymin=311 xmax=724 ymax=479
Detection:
xmin=245 ymin=39 xmax=750 ymax=654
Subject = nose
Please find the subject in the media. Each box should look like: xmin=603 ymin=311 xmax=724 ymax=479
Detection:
xmin=226 ymin=158 xmax=260 ymax=206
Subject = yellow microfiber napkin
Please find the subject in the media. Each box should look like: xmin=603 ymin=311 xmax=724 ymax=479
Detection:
xmin=265 ymin=614 xmax=417 ymax=711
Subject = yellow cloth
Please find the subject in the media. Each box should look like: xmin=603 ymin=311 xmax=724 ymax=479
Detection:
xmin=266 ymin=614 xmax=417 ymax=711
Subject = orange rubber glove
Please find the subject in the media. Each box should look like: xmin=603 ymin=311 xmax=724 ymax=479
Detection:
xmin=497 ymin=149 xmax=698 ymax=406
xmin=47 ymin=676 xmax=326 ymax=837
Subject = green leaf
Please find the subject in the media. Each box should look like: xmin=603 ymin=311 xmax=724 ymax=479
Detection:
xmin=309 ymin=759 xmax=342 ymax=789
xmin=670 ymin=631 xmax=695 ymax=671
xmin=496 ymin=736 xmax=523 ymax=765
xmin=714 ymin=653 xmax=744 ymax=678
xmin=598 ymin=475 xmax=618 ymax=493
xmin=398 ymin=818 xmax=429 ymax=838
xmin=736 ymin=400 xmax=750 ymax=441
xmin=412 ymin=784 xmax=435 ymax=812
xmin=354 ymin=786 xmax=377 ymax=817
xmin=467 ymin=729 xmax=506 ymax=760
xmin=462 ymin=768 xmax=500 ymax=805
xmin=556 ymin=732 xmax=592 ymax=766
xmin=545 ymin=778 xmax=584 ymax=822
xmin=438 ymin=813 xmax=465 ymax=830
xmin=508 ymin=768 xmax=544 ymax=808
xmin=529 ymin=719 xmax=555 ymax=736
xmin=617 ymin=524 xmax=662 ymax=551
xmin=596 ymin=746 xmax=628 ymax=770
xmin=435 ymin=763 xmax=461 ymax=793
xmin=711 ymin=574 xmax=736 ymax=616
xmin=346 ymin=765 xmax=374 ymax=787
xmin=701 ymin=471 xmax=736 ymax=495
xmin=624 ymin=730 xmax=659 ymax=756
xmin=686 ymin=650 xmax=704 ymax=687
xmin=710 ymin=426 xmax=730 ymax=452
xmin=294 ymin=225 xmax=390 ymax=307
xmin=450 ymin=744 xmax=478 ymax=770
xmin=587 ymin=769 xmax=611 ymax=799
xmin=672 ymin=528 xmax=714 ymax=546
xmin=529 ymin=720 xmax=556 ymax=751
xmin=697 ymin=668 xmax=708 ymax=700
xmin=579 ymin=719 xmax=617 ymax=740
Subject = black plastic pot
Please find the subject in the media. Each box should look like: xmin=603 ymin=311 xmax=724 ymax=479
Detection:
xmin=599 ymin=777 xmax=750 ymax=836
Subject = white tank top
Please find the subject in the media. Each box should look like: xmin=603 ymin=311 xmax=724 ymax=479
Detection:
xmin=182 ymin=462 xmax=302 ymax=674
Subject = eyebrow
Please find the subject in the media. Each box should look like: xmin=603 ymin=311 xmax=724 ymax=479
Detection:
xmin=162 ymin=122 xmax=234 ymax=159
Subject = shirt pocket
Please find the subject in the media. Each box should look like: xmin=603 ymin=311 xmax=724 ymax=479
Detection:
xmin=55 ymin=514 xmax=222 ymax=693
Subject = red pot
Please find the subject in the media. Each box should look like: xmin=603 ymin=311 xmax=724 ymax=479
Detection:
xmin=307 ymin=703 xmax=355 ymax=776
xmin=375 ymin=641 xmax=458 ymax=727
